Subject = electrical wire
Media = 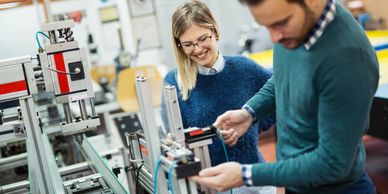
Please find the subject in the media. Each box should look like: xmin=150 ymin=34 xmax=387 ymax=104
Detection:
xmin=35 ymin=31 xmax=49 ymax=49
xmin=217 ymin=127 xmax=233 ymax=194
xmin=135 ymin=163 xmax=145 ymax=194
xmin=167 ymin=161 xmax=177 ymax=194
xmin=152 ymin=129 xmax=233 ymax=194
xmin=217 ymin=128 xmax=230 ymax=162
xmin=153 ymin=159 xmax=162 ymax=194
xmin=36 ymin=30 xmax=81 ymax=76
xmin=46 ymin=66 xmax=81 ymax=75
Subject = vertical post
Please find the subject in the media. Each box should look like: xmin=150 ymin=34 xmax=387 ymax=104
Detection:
xmin=89 ymin=97 xmax=97 ymax=117
xmin=20 ymin=97 xmax=55 ymax=194
xmin=189 ymin=140 xmax=215 ymax=194
xmin=119 ymin=148 xmax=137 ymax=194
xmin=163 ymin=85 xmax=185 ymax=146
xmin=135 ymin=77 xmax=168 ymax=193
xmin=42 ymin=0 xmax=54 ymax=22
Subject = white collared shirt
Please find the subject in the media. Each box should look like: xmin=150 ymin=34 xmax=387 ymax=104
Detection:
xmin=197 ymin=51 xmax=225 ymax=75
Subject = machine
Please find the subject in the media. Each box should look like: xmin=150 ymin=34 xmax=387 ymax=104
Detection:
xmin=0 ymin=19 xmax=223 ymax=194
xmin=0 ymin=19 xmax=128 ymax=194
xmin=123 ymin=77 xmax=219 ymax=194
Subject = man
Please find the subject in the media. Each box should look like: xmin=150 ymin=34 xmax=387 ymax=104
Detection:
xmin=191 ymin=0 xmax=379 ymax=193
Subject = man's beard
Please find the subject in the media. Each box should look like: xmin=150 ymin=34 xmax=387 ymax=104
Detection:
xmin=280 ymin=6 xmax=317 ymax=49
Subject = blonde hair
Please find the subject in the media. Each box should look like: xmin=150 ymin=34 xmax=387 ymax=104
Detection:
xmin=171 ymin=0 xmax=220 ymax=100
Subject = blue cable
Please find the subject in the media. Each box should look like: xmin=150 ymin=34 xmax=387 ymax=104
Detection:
xmin=168 ymin=161 xmax=177 ymax=194
xmin=154 ymin=129 xmax=233 ymax=194
xmin=217 ymin=128 xmax=233 ymax=194
xmin=217 ymin=128 xmax=230 ymax=162
xmin=35 ymin=31 xmax=50 ymax=49
xmin=153 ymin=159 xmax=162 ymax=194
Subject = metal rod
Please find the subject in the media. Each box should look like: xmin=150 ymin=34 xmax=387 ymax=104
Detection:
xmin=48 ymin=31 xmax=56 ymax=44
xmin=0 ymin=153 xmax=27 ymax=171
xmin=0 ymin=110 xmax=3 ymax=125
xmin=78 ymin=99 xmax=88 ymax=120
xmin=89 ymin=98 xmax=97 ymax=117
xmin=126 ymin=133 xmax=138 ymax=161
xmin=2 ymin=113 xmax=19 ymax=123
xmin=63 ymin=103 xmax=73 ymax=123
xmin=0 ymin=180 xmax=29 ymax=193
xmin=63 ymin=173 xmax=102 ymax=187
xmin=58 ymin=162 xmax=89 ymax=176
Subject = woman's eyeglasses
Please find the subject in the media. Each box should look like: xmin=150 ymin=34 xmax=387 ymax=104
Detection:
xmin=179 ymin=33 xmax=213 ymax=53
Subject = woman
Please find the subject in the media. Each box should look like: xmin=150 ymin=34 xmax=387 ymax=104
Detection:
xmin=162 ymin=1 xmax=276 ymax=193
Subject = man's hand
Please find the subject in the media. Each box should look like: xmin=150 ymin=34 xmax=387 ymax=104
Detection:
xmin=219 ymin=129 xmax=239 ymax=146
xmin=214 ymin=109 xmax=253 ymax=146
xmin=190 ymin=162 xmax=243 ymax=191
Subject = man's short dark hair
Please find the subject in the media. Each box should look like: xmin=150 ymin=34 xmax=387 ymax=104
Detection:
xmin=239 ymin=0 xmax=305 ymax=6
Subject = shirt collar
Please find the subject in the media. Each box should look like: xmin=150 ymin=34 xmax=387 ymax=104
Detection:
xmin=197 ymin=51 xmax=225 ymax=75
xmin=304 ymin=0 xmax=336 ymax=50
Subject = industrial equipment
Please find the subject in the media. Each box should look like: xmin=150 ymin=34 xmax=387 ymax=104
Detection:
xmin=0 ymin=19 xmax=128 ymax=194
xmin=0 ymin=19 xmax=220 ymax=194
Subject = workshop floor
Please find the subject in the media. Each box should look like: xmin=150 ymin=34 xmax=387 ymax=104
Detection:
xmin=259 ymin=130 xmax=388 ymax=194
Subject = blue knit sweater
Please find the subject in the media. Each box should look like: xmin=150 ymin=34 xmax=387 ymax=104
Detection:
xmin=162 ymin=56 xmax=274 ymax=166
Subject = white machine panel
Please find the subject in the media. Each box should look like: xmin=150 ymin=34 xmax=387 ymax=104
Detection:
xmin=41 ymin=20 xmax=75 ymax=31
xmin=0 ymin=64 xmax=28 ymax=101
xmin=48 ymin=50 xmax=87 ymax=95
